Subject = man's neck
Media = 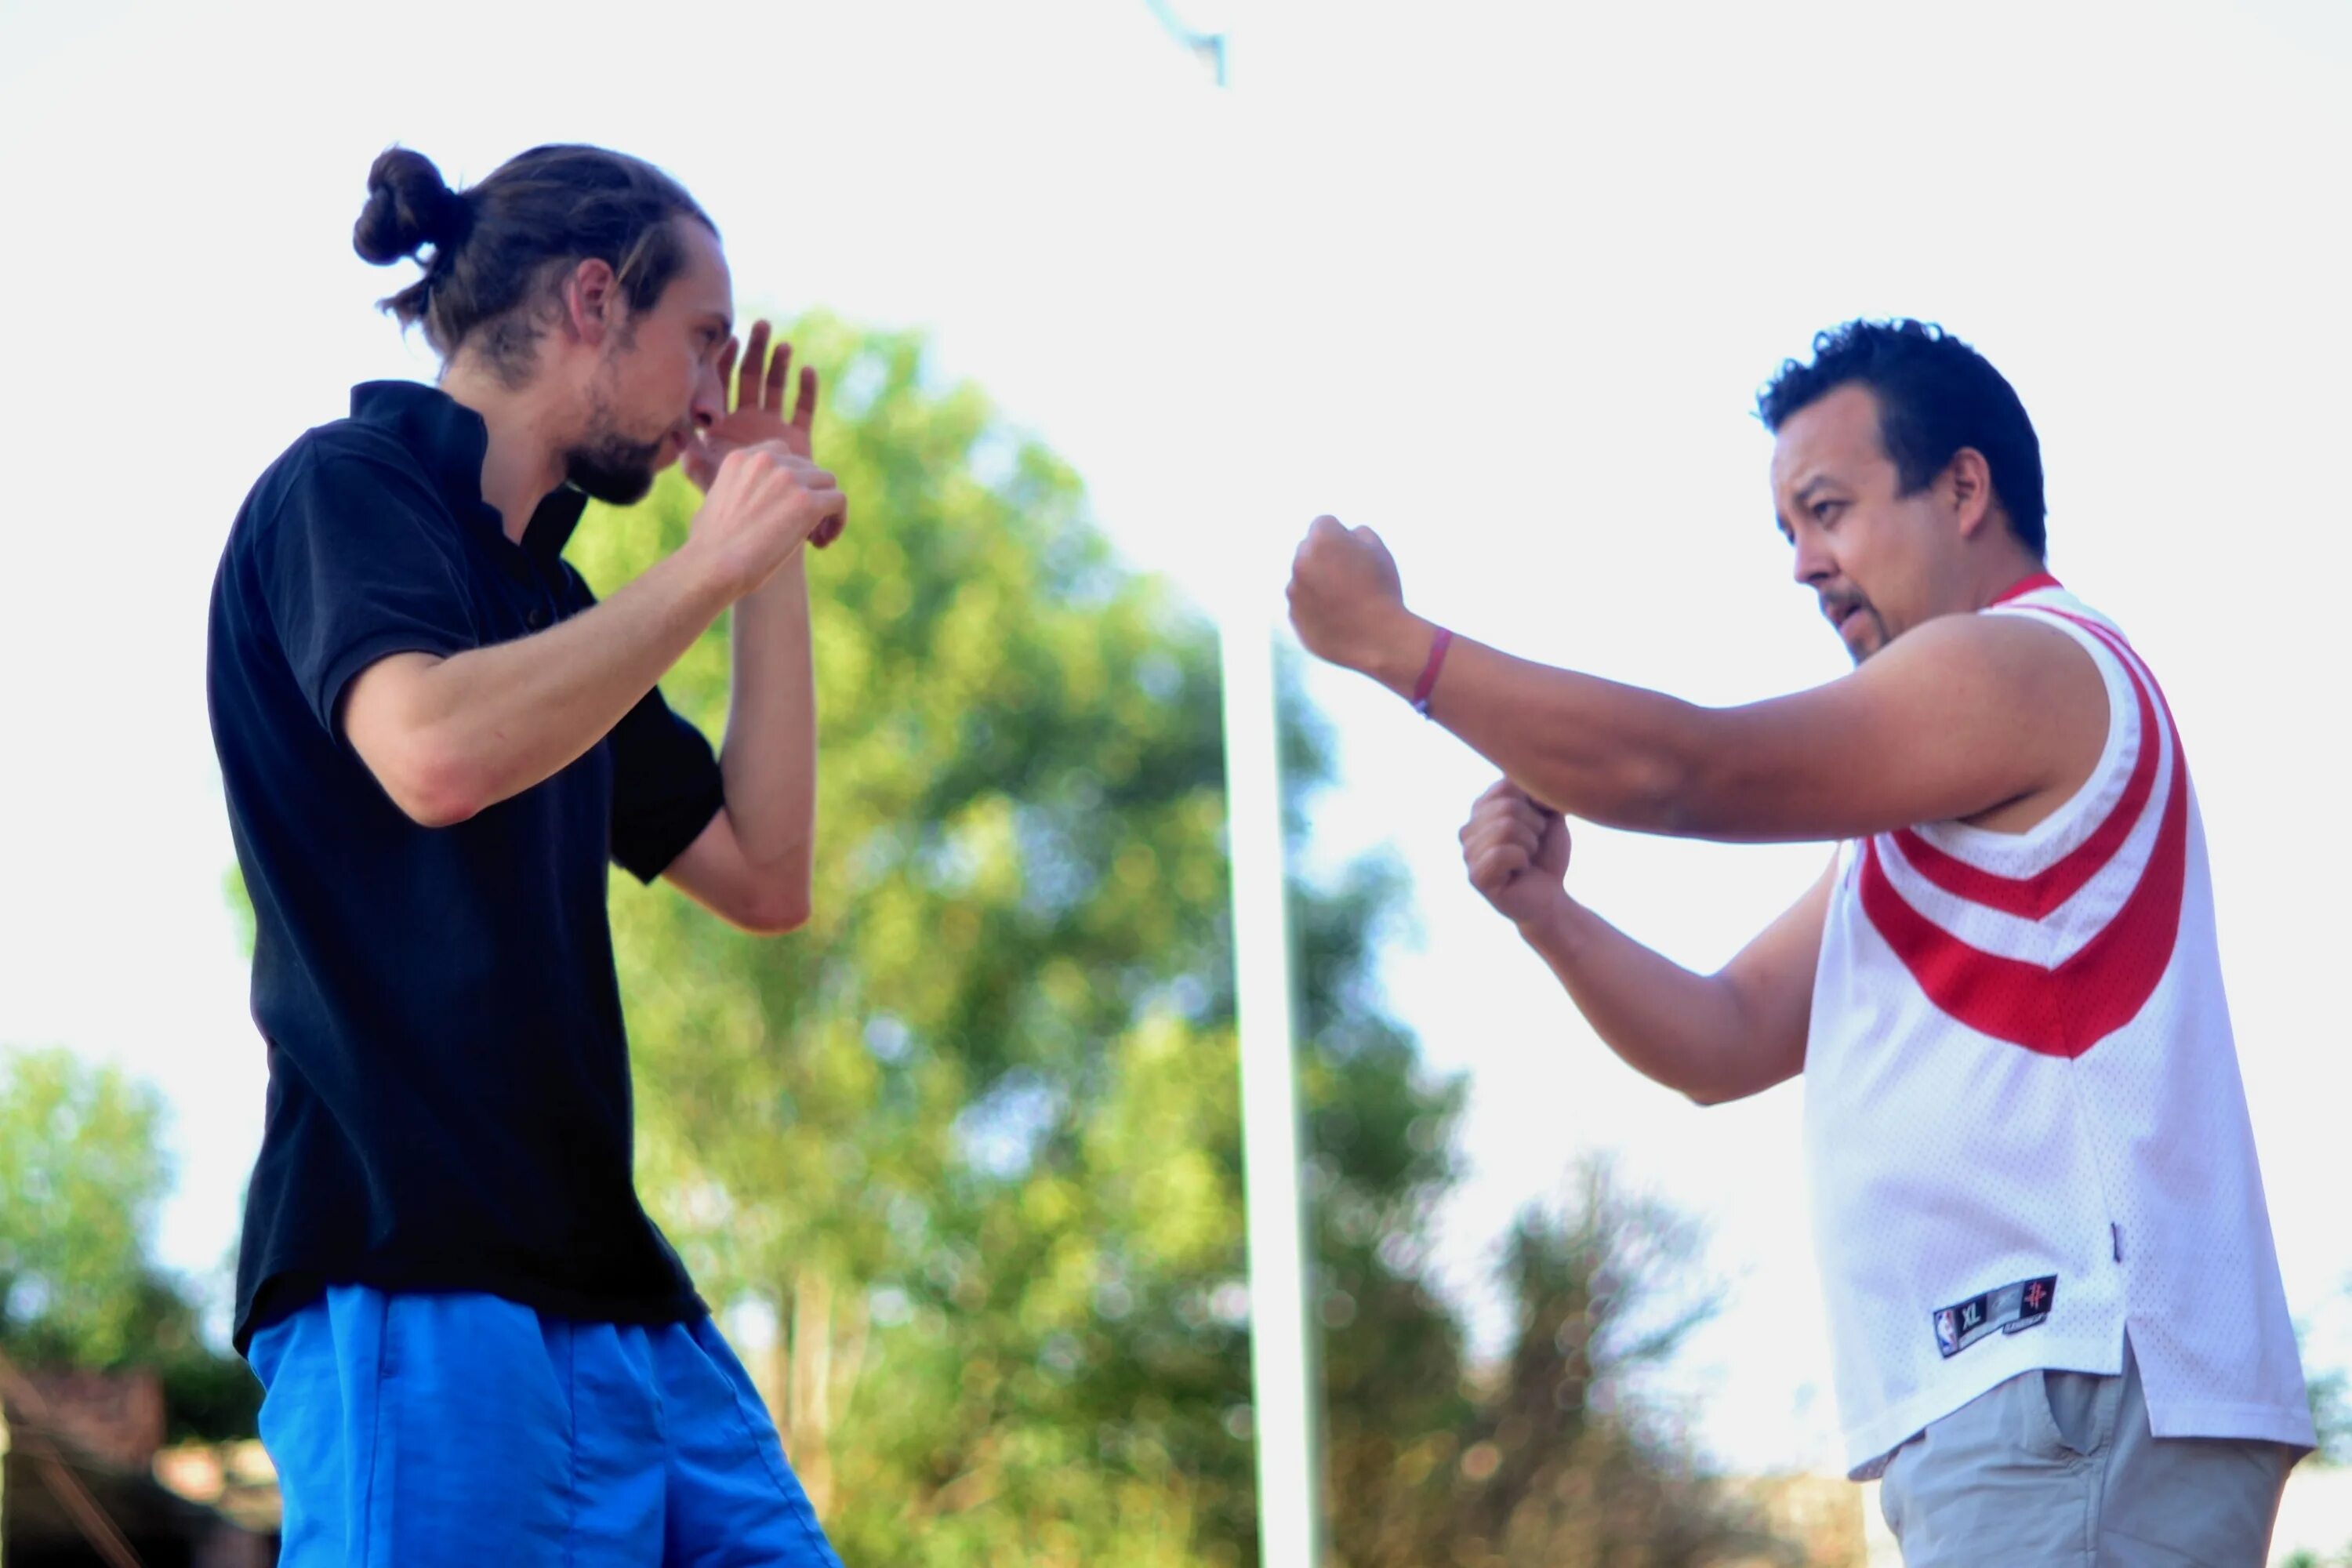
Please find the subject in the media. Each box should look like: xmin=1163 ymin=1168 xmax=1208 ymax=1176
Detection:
xmin=1971 ymin=546 xmax=2053 ymax=612
xmin=439 ymin=362 xmax=567 ymax=544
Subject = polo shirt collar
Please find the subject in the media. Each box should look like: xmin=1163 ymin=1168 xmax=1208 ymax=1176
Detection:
xmin=350 ymin=380 xmax=589 ymax=561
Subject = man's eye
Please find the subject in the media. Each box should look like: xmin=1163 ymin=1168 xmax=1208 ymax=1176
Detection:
xmin=1814 ymin=501 xmax=1842 ymax=523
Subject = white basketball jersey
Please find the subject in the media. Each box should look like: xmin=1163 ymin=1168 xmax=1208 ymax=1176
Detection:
xmin=1803 ymin=575 xmax=2314 ymax=1477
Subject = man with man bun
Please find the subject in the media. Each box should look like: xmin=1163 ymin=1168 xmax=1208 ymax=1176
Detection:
xmin=1286 ymin=320 xmax=2314 ymax=1563
xmin=208 ymin=143 xmax=845 ymax=1564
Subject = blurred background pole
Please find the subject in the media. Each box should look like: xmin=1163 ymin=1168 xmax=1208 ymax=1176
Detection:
xmin=1219 ymin=615 xmax=1322 ymax=1568
xmin=1143 ymin=5 xmax=1323 ymax=1565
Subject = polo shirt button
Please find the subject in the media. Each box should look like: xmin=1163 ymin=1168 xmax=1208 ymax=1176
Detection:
xmin=526 ymin=606 xmax=549 ymax=630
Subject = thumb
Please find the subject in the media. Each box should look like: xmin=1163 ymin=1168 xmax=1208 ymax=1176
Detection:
xmin=1537 ymin=814 xmax=1573 ymax=876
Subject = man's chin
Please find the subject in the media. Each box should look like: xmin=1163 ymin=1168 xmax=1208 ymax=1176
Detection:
xmin=1839 ymin=615 xmax=1889 ymax=665
xmin=569 ymin=468 xmax=657 ymax=506
xmin=564 ymin=450 xmax=665 ymax=507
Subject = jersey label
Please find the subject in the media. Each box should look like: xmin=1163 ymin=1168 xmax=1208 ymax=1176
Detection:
xmin=1931 ymin=1276 xmax=2057 ymax=1359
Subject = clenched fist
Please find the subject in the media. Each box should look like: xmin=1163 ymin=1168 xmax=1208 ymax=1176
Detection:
xmin=688 ymin=441 xmax=848 ymax=600
xmin=1286 ymin=514 xmax=1416 ymax=677
xmin=1460 ymin=778 xmax=1572 ymax=926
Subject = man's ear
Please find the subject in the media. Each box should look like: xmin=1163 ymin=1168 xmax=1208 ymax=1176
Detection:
xmin=1945 ymin=447 xmax=1998 ymax=540
xmin=558 ymin=258 xmax=620 ymax=347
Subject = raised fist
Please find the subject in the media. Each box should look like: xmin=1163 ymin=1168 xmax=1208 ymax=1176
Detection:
xmin=1460 ymin=777 xmax=1572 ymax=926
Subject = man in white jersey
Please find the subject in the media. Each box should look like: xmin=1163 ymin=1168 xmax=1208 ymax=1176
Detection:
xmin=1284 ymin=318 xmax=2314 ymax=1564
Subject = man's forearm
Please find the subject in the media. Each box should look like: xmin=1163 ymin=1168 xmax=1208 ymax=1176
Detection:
xmin=717 ymin=551 xmax=818 ymax=898
xmin=1359 ymin=613 xmax=1708 ymax=834
xmin=376 ymin=543 xmax=738 ymax=821
xmin=1515 ymin=898 xmax=1773 ymax=1106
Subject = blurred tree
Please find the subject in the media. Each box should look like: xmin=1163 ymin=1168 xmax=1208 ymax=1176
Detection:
xmin=2307 ymin=1348 xmax=2350 ymax=1467
xmin=575 ymin=314 xmax=1273 ymax=1564
xmin=0 ymin=1046 xmax=259 ymax=1440
xmin=1440 ymin=1160 xmax=1792 ymax=1566
xmin=571 ymin=314 xmax=1791 ymax=1566
xmin=0 ymin=1047 xmax=169 ymax=1367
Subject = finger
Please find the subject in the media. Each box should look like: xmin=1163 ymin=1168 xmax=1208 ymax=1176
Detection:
xmin=1469 ymin=844 xmax=1533 ymax=891
xmin=764 ymin=339 xmax=793 ymax=414
xmin=810 ymin=490 xmax=849 ymax=542
xmin=793 ymin=365 xmax=819 ymax=431
xmin=1459 ymin=813 xmax=1530 ymax=862
xmin=1472 ymin=791 xmax=1544 ymax=831
xmin=1501 ymin=799 xmax=1551 ymax=837
xmin=1468 ymin=818 xmax=1541 ymax=866
xmin=738 ymin=321 xmax=772 ymax=412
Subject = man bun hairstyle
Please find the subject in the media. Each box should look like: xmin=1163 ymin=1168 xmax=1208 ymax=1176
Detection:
xmin=1757 ymin=318 xmax=2049 ymax=559
xmin=354 ymin=147 xmax=473 ymax=266
xmin=353 ymin=143 xmax=716 ymax=386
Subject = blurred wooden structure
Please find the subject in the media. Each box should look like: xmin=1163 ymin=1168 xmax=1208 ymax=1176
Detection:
xmin=0 ymin=1352 xmax=276 ymax=1567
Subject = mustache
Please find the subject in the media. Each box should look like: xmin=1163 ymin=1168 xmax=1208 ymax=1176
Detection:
xmin=1819 ymin=590 xmax=1875 ymax=625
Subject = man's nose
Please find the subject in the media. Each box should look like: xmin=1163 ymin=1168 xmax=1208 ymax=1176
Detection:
xmin=691 ymin=363 xmax=728 ymax=429
xmin=1790 ymin=530 xmax=1836 ymax=588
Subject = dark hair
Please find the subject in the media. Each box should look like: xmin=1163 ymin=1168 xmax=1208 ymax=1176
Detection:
xmin=354 ymin=144 xmax=717 ymax=384
xmin=1756 ymin=318 xmax=2046 ymax=557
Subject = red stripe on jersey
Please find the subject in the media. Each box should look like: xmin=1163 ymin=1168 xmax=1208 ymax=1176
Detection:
xmin=1991 ymin=572 xmax=2064 ymax=605
xmin=1857 ymin=616 xmax=2188 ymax=1058
xmin=1891 ymin=617 xmax=2160 ymax=919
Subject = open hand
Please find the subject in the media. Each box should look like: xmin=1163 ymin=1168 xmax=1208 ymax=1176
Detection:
xmin=685 ymin=321 xmax=844 ymax=548
xmin=1460 ymin=778 xmax=1573 ymax=926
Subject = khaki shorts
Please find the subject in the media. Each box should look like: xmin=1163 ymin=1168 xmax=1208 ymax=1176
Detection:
xmin=1878 ymin=1338 xmax=2302 ymax=1566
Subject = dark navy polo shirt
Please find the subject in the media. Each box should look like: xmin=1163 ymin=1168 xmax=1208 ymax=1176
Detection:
xmin=207 ymin=380 xmax=725 ymax=1351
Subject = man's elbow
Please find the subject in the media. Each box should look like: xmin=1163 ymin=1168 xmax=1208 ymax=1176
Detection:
xmin=1549 ymin=704 xmax=1715 ymax=837
xmin=1577 ymin=746 xmax=1707 ymax=837
xmin=379 ymin=740 xmax=495 ymax=829
xmin=734 ymin=884 xmax=812 ymax=936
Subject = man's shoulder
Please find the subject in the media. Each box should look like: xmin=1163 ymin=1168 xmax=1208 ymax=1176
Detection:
xmin=232 ymin=416 xmax=445 ymax=551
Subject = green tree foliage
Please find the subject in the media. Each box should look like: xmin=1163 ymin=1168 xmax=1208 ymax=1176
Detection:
xmin=569 ymin=314 xmax=1787 ymax=1565
xmin=1442 ymin=1163 xmax=1791 ymax=1566
xmin=0 ymin=1047 xmax=258 ymax=1441
xmin=0 ymin=1047 xmax=169 ymax=1367
xmin=573 ymin=314 xmax=1272 ymax=1563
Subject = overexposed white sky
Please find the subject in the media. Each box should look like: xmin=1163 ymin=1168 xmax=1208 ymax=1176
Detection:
xmin=2 ymin=0 xmax=2347 ymax=1475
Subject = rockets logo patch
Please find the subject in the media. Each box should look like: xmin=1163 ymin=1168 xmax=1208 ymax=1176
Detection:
xmin=1932 ymin=1276 xmax=2056 ymax=1359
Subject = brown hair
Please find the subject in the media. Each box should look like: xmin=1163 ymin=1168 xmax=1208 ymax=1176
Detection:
xmin=354 ymin=143 xmax=716 ymax=385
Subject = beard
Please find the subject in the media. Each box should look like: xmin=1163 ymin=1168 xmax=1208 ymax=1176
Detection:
xmin=561 ymin=423 xmax=669 ymax=506
xmin=1820 ymin=588 xmax=1889 ymax=665
xmin=1839 ymin=607 xmax=1889 ymax=665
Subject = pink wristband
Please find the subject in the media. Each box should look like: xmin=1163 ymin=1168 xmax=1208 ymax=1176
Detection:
xmin=1410 ymin=626 xmax=1452 ymax=717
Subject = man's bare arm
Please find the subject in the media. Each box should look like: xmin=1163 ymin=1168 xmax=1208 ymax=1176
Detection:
xmin=1518 ymin=861 xmax=1834 ymax=1105
xmin=1461 ymin=779 xmax=1833 ymax=1105
xmin=344 ymin=444 xmax=842 ymax=827
xmin=661 ymin=554 xmax=818 ymax=935
xmin=1287 ymin=518 xmax=2107 ymax=844
xmin=659 ymin=331 xmax=830 ymax=934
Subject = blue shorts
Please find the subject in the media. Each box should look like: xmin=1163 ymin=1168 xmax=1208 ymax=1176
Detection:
xmin=247 ymin=1285 xmax=842 ymax=1567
